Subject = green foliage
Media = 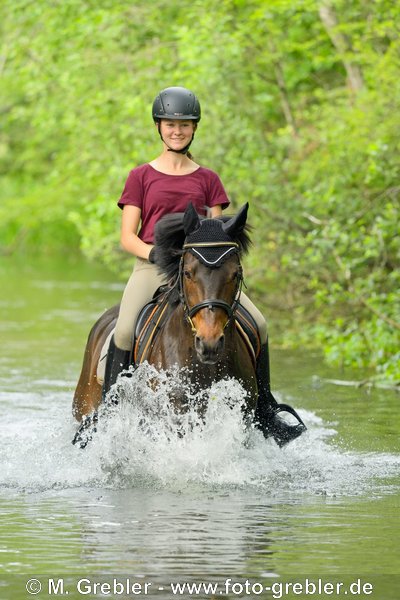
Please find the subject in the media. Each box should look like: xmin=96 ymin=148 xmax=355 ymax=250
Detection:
xmin=1 ymin=0 xmax=399 ymax=382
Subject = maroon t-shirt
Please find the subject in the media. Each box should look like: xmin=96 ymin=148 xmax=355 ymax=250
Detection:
xmin=118 ymin=163 xmax=230 ymax=243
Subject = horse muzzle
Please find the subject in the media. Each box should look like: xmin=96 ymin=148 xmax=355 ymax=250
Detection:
xmin=195 ymin=334 xmax=225 ymax=364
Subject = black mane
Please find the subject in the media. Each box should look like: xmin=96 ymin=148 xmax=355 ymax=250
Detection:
xmin=153 ymin=211 xmax=252 ymax=282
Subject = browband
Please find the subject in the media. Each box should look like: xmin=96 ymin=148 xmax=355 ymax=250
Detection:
xmin=183 ymin=242 xmax=239 ymax=249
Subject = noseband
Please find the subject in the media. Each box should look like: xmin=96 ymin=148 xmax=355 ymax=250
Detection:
xmin=178 ymin=241 xmax=243 ymax=335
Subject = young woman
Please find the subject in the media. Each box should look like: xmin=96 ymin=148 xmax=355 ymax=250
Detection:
xmin=103 ymin=86 xmax=305 ymax=446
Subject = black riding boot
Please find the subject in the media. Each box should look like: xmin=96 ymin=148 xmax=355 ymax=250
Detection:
xmin=101 ymin=335 xmax=132 ymax=402
xmin=254 ymin=341 xmax=306 ymax=447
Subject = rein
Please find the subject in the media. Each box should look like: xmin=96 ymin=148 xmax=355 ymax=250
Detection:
xmin=178 ymin=242 xmax=243 ymax=335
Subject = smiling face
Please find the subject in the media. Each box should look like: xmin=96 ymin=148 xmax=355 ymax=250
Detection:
xmin=158 ymin=119 xmax=197 ymax=152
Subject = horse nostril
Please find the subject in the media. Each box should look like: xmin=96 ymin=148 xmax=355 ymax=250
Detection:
xmin=195 ymin=333 xmax=224 ymax=363
xmin=218 ymin=334 xmax=225 ymax=350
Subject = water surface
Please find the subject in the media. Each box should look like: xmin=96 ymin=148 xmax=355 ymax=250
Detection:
xmin=0 ymin=256 xmax=399 ymax=599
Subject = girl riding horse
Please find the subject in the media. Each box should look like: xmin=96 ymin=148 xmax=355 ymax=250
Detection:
xmin=75 ymin=86 xmax=306 ymax=446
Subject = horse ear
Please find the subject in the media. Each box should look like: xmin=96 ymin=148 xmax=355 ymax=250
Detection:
xmin=222 ymin=203 xmax=249 ymax=238
xmin=183 ymin=202 xmax=201 ymax=236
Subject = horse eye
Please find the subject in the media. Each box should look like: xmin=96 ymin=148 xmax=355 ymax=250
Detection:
xmin=184 ymin=270 xmax=192 ymax=280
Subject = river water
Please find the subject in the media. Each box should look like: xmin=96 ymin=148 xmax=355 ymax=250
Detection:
xmin=0 ymin=256 xmax=399 ymax=600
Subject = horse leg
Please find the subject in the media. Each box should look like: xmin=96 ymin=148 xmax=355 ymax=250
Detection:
xmin=71 ymin=330 xmax=103 ymax=448
xmin=72 ymin=305 xmax=119 ymax=448
xmin=72 ymin=410 xmax=99 ymax=448
xmin=72 ymin=328 xmax=104 ymax=422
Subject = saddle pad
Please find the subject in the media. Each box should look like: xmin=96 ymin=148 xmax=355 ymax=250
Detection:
xmin=97 ymin=329 xmax=114 ymax=385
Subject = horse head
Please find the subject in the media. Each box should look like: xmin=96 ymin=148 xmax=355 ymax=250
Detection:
xmin=180 ymin=203 xmax=250 ymax=364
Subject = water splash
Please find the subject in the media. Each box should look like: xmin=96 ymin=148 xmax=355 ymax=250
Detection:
xmin=0 ymin=364 xmax=399 ymax=497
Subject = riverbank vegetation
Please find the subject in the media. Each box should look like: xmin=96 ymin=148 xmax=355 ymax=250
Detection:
xmin=1 ymin=0 xmax=399 ymax=384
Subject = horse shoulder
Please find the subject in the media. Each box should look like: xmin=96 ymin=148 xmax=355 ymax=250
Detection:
xmin=147 ymin=304 xmax=191 ymax=368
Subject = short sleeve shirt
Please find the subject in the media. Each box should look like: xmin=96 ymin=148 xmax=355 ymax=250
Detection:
xmin=117 ymin=163 xmax=230 ymax=243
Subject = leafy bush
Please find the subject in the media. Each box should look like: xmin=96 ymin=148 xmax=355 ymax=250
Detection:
xmin=1 ymin=0 xmax=398 ymax=382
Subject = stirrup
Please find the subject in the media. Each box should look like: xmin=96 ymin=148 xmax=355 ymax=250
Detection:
xmin=274 ymin=402 xmax=306 ymax=427
xmin=270 ymin=403 xmax=307 ymax=447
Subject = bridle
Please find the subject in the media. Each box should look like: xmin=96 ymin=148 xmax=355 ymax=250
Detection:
xmin=177 ymin=241 xmax=244 ymax=335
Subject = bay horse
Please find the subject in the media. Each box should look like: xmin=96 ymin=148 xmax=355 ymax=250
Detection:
xmin=72 ymin=203 xmax=258 ymax=443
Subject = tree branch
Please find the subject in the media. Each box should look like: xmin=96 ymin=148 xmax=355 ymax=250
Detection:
xmin=318 ymin=2 xmax=365 ymax=94
xmin=320 ymin=377 xmax=400 ymax=391
xmin=0 ymin=38 xmax=11 ymax=77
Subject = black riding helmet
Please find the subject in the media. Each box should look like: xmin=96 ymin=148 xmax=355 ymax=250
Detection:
xmin=152 ymin=86 xmax=201 ymax=122
xmin=152 ymin=86 xmax=201 ymax=155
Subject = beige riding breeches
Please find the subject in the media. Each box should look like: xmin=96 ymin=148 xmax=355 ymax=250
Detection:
xmin=114 ymin=258 xmax=168 ymax=351
xmin=114 ymin=259 xmax=267 ymax=352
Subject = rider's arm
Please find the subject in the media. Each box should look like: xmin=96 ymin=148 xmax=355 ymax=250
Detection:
xmin=120 ymin=205 xmax=153 ymax=259
xmin=210 ymin=205 xmax=222 ymax=217
xmin=121 ymin=204 xmax=223 ymax=259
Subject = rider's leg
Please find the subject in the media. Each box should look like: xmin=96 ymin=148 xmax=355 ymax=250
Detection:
xmin=239 ymin=292 xmax=306 ymax=446
xmin=101 ymin=334 xmax=131 ymax=402
xmin=102 ymin=259 xmax=166 ymax=400
xmin=253 ymin=340 xmax=306 ymax=446
xmin=114 ymin=258 xmax=167 ymax=350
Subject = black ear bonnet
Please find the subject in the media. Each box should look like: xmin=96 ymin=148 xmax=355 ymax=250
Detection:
xmin=182 ymin=203 xmax=248 ymax=268
xmin=184 ymin=219 xmax=239 ymax=267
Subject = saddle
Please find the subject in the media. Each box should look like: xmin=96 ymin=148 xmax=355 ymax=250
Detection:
xmin=133 ymin=287 xmax=171 ymax=365
xmin=133 ymin=289 xmax=261 ymax=366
